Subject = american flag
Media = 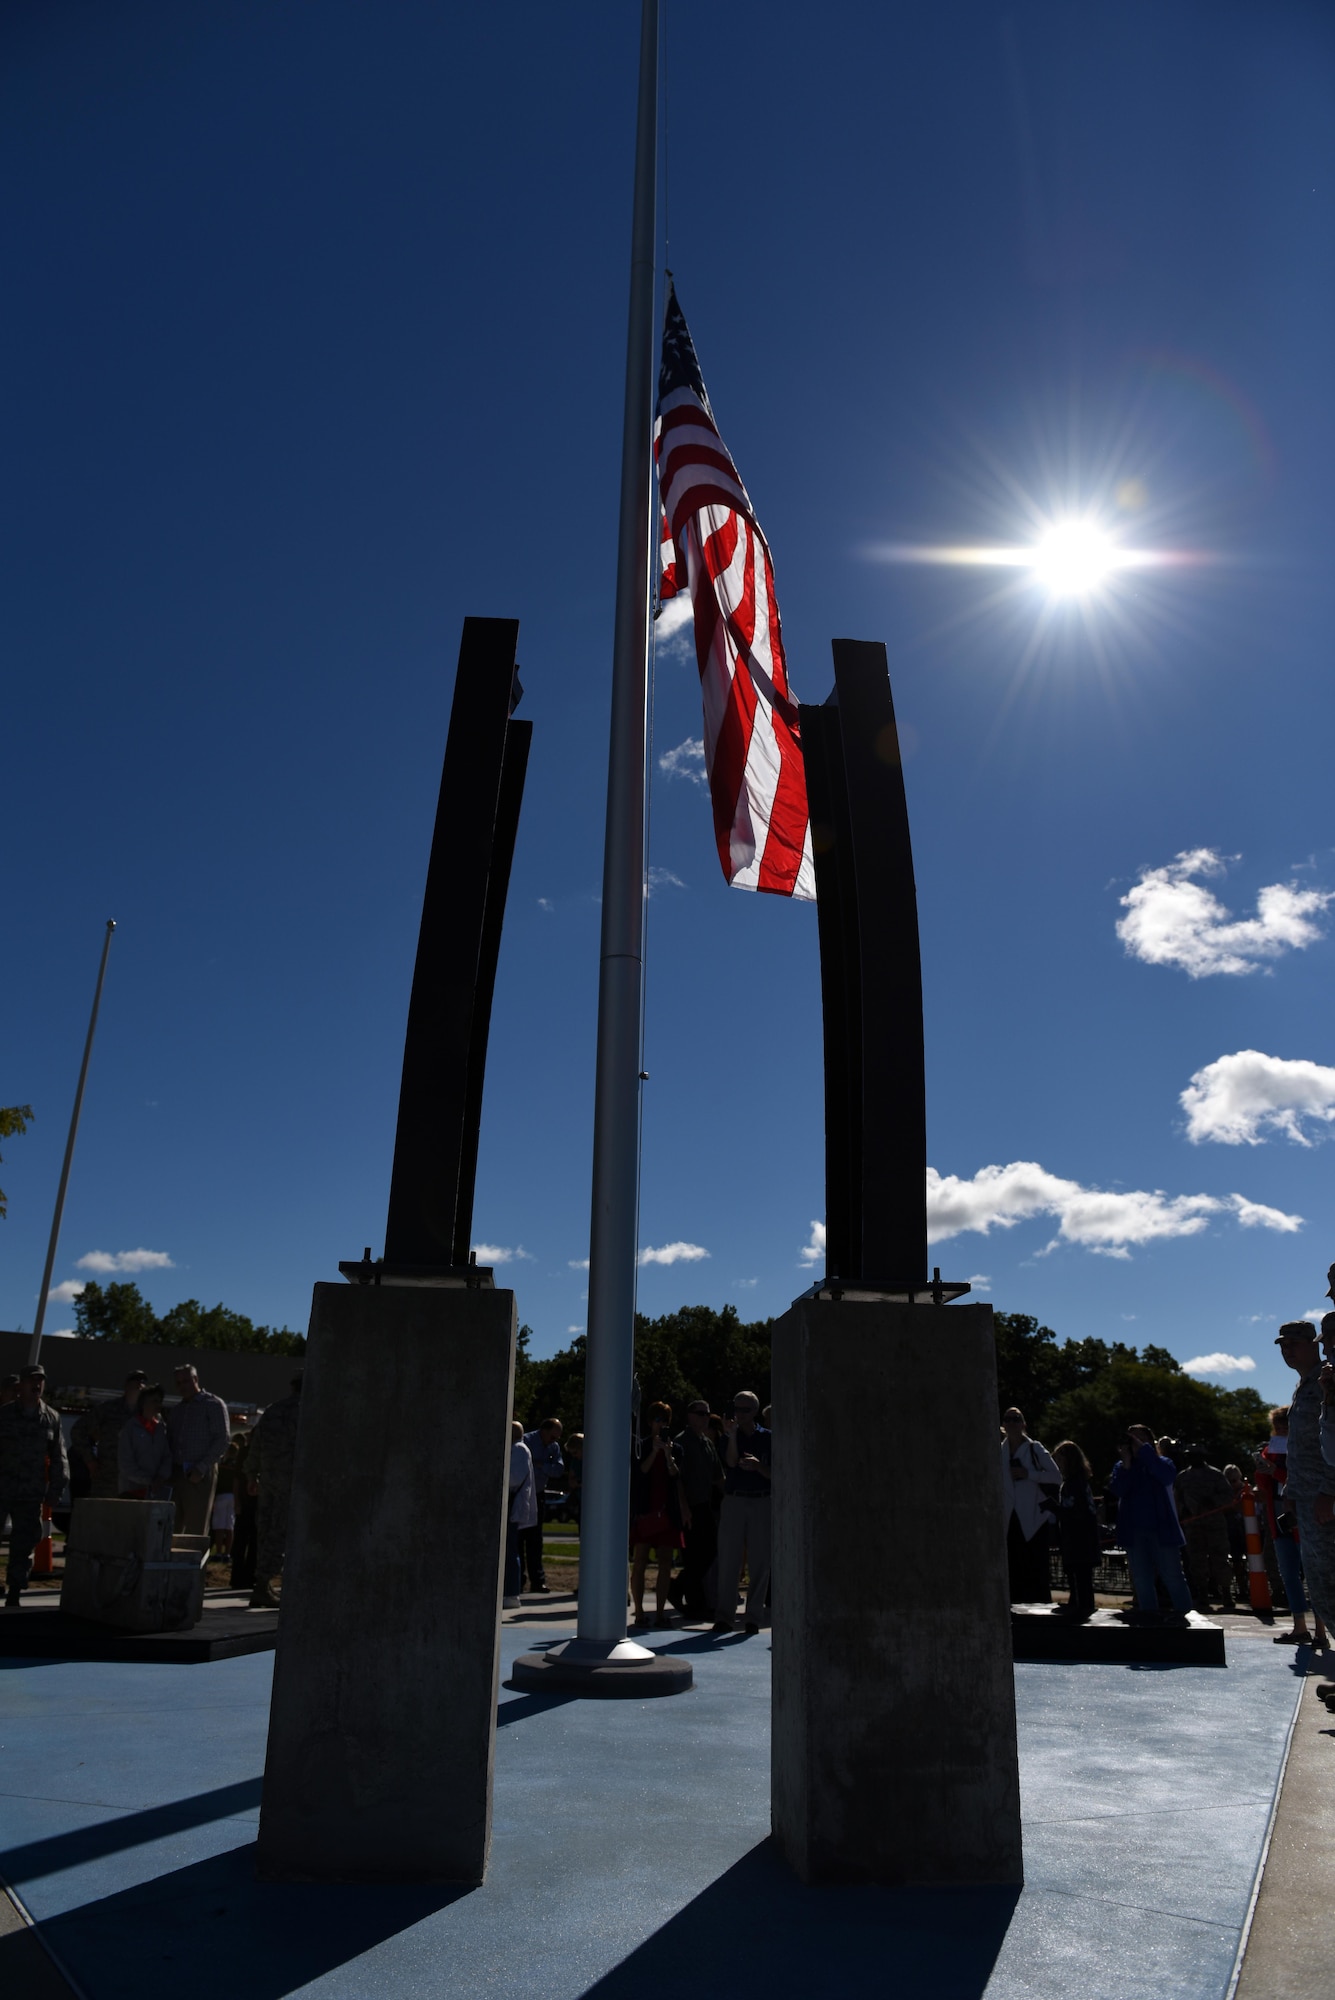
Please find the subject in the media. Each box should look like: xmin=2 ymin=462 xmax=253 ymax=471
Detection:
xmin=655 ymin=283 xmax=814 ymax=901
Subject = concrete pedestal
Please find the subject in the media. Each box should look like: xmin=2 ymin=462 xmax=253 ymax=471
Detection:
xmin=771 ymin=1298 xmax=1022 ymax=1886
xmin=256 ymin=1281 xmax=515 ymax=1883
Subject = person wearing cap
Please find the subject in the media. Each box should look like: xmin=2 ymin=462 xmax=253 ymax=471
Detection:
xmin=71 ymin=1371 xmax=147 ymax=1500
xmin=1275 ymin=1318 xmax=1335 ymax=1646
xmin=165 ymin=1364 xmax=230 ymax=1539
xmin=671 ymin=1400 xmax=723 ymax=1621
xmin=0 ymin=1374 xmax=20 ymax=1408
xmin=0 ymin=1365 xmax=69 ymax=1608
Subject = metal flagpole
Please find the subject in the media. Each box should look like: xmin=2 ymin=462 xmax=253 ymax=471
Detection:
xmin=28 ymin=919 xmax=117 ymax=1367
xmin=551 ymin=0 xmax=667 ymax=1678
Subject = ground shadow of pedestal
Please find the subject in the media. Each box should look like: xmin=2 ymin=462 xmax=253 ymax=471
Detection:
xmin=8 ymin=1844 xmax=471 ymax=2000
xmin=580 ymin=1839 xmax=1021 ymax=2000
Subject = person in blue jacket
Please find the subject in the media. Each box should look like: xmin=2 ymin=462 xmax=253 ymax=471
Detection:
xmin=1108 ymin=1425 xmax=1192 ymax=1619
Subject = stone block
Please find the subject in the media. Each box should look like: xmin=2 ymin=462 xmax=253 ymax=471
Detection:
xmin=256 ymin=1281 xmax=515 ymax=1883
xmin=771 ymin=1297 xmax=1022 ymax=1885
xmin=60 ymin=1499 xmax=207 ymax=1631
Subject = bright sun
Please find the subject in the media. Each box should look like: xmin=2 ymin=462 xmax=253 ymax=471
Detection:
xmin=1031 ymin=521 xmax=1118 ymax=597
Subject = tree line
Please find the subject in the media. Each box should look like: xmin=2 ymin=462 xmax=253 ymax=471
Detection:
xmin=62 ymin=1278 xmax=1275 ymax=1468
xmin=72 ymin=1278 xmax=305 ymax=1356
xmin=512 ymin=1304 xmax=1271 ymax=1477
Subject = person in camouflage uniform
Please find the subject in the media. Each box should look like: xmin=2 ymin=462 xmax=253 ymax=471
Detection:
xmin=1276 ymin=1320 xmax=1335 ymax=1638
xmin=0 ymin=1364 xmax=69 ymax=1607
xmin=71 ymin=1371 xmax=147 ymax=1499
xmin=247 ymin=1374 xmax=302 ymax=1609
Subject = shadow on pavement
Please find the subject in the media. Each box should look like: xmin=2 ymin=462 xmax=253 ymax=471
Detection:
xmin=2 ymin=1781 xmax=264 ymax=1886
xmin=580 ymin=1840 xmax=1020 ymax=1999
xmin=22 ymin=1844 xmax=470 ymax=2000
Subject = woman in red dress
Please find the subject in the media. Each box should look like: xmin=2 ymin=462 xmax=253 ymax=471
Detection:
xmin=630 ymin=1402 xmax=686 ymax=1628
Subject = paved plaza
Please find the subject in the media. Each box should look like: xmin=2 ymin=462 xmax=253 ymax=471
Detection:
xmin=1 ymin=1615 xmax=1325 ymax=1999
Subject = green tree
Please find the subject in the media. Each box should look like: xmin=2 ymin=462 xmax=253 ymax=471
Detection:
xmin=73 ymin=1279 xmax=160 ymax=1343
xmin=1044 ymin=1360 xmax=1269 ymax=1475
xmin=73 ymin=1278 xmax=305 ymax=1355
xmin=510 ymin=1303 xmax=775 ymax=1434
xmin=0 ymin=1104 xmax=34 ymax=1221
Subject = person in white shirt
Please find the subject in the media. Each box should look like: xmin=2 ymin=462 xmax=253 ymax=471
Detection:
xmin=1001 ymin=1406 xmax=1060 ymax=1604
xmin=505 ymin=1422 xmax=537 ymax=1611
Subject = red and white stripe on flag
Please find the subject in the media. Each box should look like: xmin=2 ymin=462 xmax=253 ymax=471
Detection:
xmin=654 ymin=285 xmax=814 ymax=901
xmin=656 ymin=503 xmax=681 ymax=603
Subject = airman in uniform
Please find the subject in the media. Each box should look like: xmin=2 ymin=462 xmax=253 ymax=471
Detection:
xmin=0 ymin=1365 xmax=69 ymax=1607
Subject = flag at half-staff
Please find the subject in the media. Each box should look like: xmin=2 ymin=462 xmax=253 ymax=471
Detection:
xmin=655 ymin=282 xmax=815 ymax=900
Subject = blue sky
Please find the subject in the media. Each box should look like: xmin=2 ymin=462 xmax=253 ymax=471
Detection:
xmin=4 ymin=1 xmax=1334 ymax=1411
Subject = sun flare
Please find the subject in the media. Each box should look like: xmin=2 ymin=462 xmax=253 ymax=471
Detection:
xmin=1031 ymin=521 xmax=1118 ymax=597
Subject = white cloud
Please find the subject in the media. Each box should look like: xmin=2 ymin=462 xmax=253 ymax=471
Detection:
xmin=48 ymin=1280 xmax=87 ymax=1304
xmin=1229 ymin=1194 xmax=1303 ymax=1232
xmin=646 ymin=866 xmax=685 ymax=896
xmin=1182 ymin=1352 xmax=1257 ymax=1377
xmin=967 ymin=1274 xmax=992 ymax=1292
xmin=537 ymin=896 xmax=554 ymax=912
xmin=925 ymin=1161 xmax=1302 ymax=1258
xmin=568 ymin=1258 xmax=589 ymax=1271
xmin=638 ymin=1241 xmax=709 ymax=1267
xmin=658 ymin=738 xmax=707 ymax=788
xmin=1182 ymin=1050 xmax=1335 ymax=1146
xmin=47 ymin=1328 xmax=76 ymax=1339
xmin=567 ymin=1324 xmax=584 ymax=1334
xmin=655 ymin=595 xmax=695 ymax=643
xmin=76 ymin=1248 xmax=174 ymax=1274
xmin=798 ymin=1220 xmax=826 ymax=1269
xmin=735 ymin=1277 xmax=759 ymax=1289
xmin=1116 ymin=849 xmax=1332 ymax=978
xmin=471 ymin=1243 xmax=534 ymax=1265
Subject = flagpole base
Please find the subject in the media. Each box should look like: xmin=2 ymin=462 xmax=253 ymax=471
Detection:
xmin=508 ymin=1635 xmax=693 ymax=1699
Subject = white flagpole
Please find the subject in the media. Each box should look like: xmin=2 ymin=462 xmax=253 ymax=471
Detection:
xmin=569 ymin=0 xmax=659 ymax=1664
xmin=28 ymin=919 xmax=117 ymax=1367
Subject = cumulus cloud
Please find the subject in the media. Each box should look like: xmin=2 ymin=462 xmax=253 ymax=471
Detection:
xmin=48 ymin=1280 xmax=87 ymax=1304
xmin=1182 ymin=1050 xmax=1335 ymax=1146
xmin=76 ymin=1248 xmax=174 ymax=1274
xmin=925 ymin=1161 xmax=1302 ymax=1257
xmin=735 ymin=1277 xmax=759 ymax=1289
xmin=1116 ymin=849 xmax=1332 ymax=978
xmin=798 ymin=1220 xmax=826 ymax=1269
xmin=1181 ymin=1353 xmax=1256 ymax=1377
xmin=567 ymin=1324 xmax=584 ymax=1334
xmin=658 ymin=738 xmax=707 ymax=788
xmin=537 ymin=897 xmax=554 ymax=912
xmin=638 ymin=1241 xmax=709 ymax=1267
xmin=568 ymin=1258 xmax=589 ymax=1271
xmin=471 ymin=1243 xmax=534 ymax=1265
xmin=655 ymin=595 xmax=695 ymax=643
xmin=646 ymin=867 xmax=685 ymax=896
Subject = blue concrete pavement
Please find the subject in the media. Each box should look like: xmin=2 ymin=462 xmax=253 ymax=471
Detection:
xmin=0 ymin=1626 xmax=1305 ymax=1999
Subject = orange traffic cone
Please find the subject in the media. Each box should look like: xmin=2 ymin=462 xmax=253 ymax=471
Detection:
xmin=1240 ymin=1484 xmax=1272 ymax=1615
xmin=31 ymin=1502 xmax=55 ymax=1578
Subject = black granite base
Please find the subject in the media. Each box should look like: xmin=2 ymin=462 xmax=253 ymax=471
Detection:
xmin=1012 ymin=1605 xmax=1226 ymax=1664
xmin=0 ymin=1599 xmax=278 ymax=1663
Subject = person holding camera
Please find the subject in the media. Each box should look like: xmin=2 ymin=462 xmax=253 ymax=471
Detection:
xmin=712 ymin=1391 xmax=771 ymax=1636
xmin=630 ymin=1402 xmax=685 ymax=1628
xmin=1001 ymin=1407 xmax=1060 ymax=1604
xmin=1109 ymin=1426 xmax=1192 ymax=1620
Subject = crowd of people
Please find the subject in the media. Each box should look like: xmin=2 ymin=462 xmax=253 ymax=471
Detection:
xmin=7 ymin=1293 xmax=1335 ymax=1660
xmin=506 ymin=1392 xmax=773 ymax=1633
xmin=0 ymin=1360 xmax=302 ymax=1612
xmin=1001 ymin=1308 xmax=1335 ymax=1651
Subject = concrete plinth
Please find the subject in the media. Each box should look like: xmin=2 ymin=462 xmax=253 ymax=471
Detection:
xmin=771 ymin=1298 xmax=1022 ymax=1886
xmin=256 ymin=1281 xmax=515 ymax=1883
